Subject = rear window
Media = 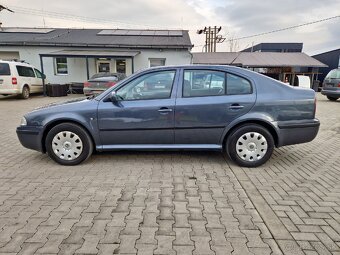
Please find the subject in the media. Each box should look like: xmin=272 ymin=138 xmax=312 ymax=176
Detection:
xmin=0 ymin=63 xmax=11 ymax=75
xmin=16 ymin=66 xmax=36 ymax=77
xmin=325 ymin=69 xmax=340 ymax=79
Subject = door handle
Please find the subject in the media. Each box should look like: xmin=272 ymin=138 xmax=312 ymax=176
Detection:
xmin=229 ymin=104 xmax=244 ymax=110
xmin=158 ymin=107 xmax=173 ymax=113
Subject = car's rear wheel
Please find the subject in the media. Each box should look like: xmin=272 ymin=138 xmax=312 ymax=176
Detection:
xmin=226 ymin=124 xmax=274 ymax=168
xmin=45 ymin=123 xmax=93 ymax=165
xmin=21 ymin=86 xmax=30 ymax=99
xmin=327 ymin=96 xmax=338 ymax=101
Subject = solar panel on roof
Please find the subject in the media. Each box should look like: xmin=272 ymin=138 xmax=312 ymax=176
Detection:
xmin=154 ymin=31 xmax=169 ymax=36
xmin=97 ymin=29 xmax=183 ymax=37
xmin=169 ymin=31 xmax=183 ymax=36
xmin=140 ymin=31 xmax=155 ymax=36
xmin=1 ymin=28 xmax=54 ymax=34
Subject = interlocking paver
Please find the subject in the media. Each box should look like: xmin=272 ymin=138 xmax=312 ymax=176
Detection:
xmin=1 ymin=94 xmax=340 ymax=254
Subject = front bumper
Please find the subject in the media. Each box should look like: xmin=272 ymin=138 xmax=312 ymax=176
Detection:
xmin=16 ymin=126 xmax=44 ymax=152
xmin=277 ymin=119 xmax=320 ymax=147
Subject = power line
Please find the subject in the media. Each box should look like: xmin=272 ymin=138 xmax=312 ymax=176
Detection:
xmin=193 ymin=15 xmax=340 ymax=48
xmin=233 ymin=15 xmax=340 ymax=41
xmin=7 ymin=5 xmax=164 ymax=29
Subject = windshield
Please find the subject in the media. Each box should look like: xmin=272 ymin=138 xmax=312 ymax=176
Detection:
xmin=0 ymin=63 xmax=11 ymax=75
xmin=325 ymin=69 xmax=340 ymax=79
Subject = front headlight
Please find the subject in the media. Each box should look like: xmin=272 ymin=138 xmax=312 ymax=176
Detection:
xmin=20 ymin=117 xmax=27 ymax=126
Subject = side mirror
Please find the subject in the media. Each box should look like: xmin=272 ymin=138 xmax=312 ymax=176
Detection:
xmin=110 ymin=91 xmax=120 ymax=105
xmin=42 ymin=74 xmax=46 ymax=79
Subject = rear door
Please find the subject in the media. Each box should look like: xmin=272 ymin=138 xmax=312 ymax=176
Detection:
xmin=174 ymin=68 xmax=256 ymax=145
xmin=16 ymin=66 xmax=37 ymax=91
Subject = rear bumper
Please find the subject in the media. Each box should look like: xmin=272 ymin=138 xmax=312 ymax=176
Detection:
xmin=16 ymin=126 xmax=44 ymax=152
xmin=277 ymin=119 xmax=320 ymax=147
xmin=321 ymin=89 xmax=340 ymax=97
xmin=0 ymin=88 xmax=21 ymax=95
xmin=83 ymin=88 xmax=105 ymax=96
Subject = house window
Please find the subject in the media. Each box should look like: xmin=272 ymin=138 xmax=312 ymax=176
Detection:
xmin=55 ymin=57 xmax=68 ymax=75
xmin=149 ymin=58 xmax=166 ymax=67
xmin=116 ymin=59 xmax=126 ymax=74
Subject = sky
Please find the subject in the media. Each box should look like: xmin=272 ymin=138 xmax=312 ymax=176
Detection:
xmin=0 ymin=0 xmax=339 ymax=55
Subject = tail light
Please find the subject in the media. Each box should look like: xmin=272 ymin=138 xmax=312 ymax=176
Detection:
xmin=84 ymin=82 xmax=91 ymax=87
xmin=12 ymin=77 xmax=17 ymax=85
xmin=106 ymin=81 xmax=117 ymax=87
xmin=338 ymin=82 xmax=340 ymax=87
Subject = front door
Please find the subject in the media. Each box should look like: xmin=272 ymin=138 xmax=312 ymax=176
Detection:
xmin=175 ymin=68 xmax=256 ymax=145
xmin=97 ymin=69 xmax=178 ymax=147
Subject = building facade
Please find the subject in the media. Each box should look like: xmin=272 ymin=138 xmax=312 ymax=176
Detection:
xmin=312 ymin=48 xmax=340 ymax=82
xmin=0 ymin=28 xmax=193 ymax=84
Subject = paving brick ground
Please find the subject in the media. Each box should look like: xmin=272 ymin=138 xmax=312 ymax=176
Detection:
xmin=0 ymin=93 xmax=339 ymax=254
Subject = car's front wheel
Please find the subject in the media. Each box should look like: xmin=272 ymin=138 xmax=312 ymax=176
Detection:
xmin=226 ymin=124 xmax=274 ymax=168
xmin=327 ymin=96 xmax=338 ymax=101
xmin=45 ymin=123 xmax=93 ymax=165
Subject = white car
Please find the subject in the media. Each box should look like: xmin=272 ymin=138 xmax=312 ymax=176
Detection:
xmin=0 ymin=60 xmax=46 ymax=99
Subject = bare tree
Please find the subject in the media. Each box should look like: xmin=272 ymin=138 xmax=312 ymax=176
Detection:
xmin=227 ymin=32 xmax=240 ymax=52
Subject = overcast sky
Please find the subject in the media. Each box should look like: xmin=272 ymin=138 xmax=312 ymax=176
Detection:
xmin=1 ymin=0 xmax=339 ymax=54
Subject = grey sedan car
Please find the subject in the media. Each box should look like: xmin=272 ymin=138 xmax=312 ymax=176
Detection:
xmin=17 ymin=65 xmax=320 ymax=167
xmin=83 ymin=73 xmax=126 ymax=96
xmin=321 ymin=68 xmax=340 ymax=101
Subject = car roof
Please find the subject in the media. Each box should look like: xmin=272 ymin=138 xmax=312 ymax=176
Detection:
xmin=139 ymin=64 xmax=259 ymax=79
xmin=0 ymin=60 xmax=33 ymax=67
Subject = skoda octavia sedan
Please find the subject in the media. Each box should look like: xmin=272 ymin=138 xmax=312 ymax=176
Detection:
xmin=17 ymin=65 xmax=320 ymax=167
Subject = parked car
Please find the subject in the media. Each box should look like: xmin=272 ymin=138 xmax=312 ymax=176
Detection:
xmin=0 ymin=60 xmax=46 ymax=99
xmin=83 ymin=73 xmax=126 ymax=96
xmin=17 ymin=65 xmax=320 ymax=167
xmin=321 ymin=68 xmax=340 ymax=101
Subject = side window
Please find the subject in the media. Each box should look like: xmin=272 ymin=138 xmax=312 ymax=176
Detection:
xmin=27 ymin=67 xmax=36 ymax=78
xmin=34 ymin=68 xmax=43 ymax=79
xmin=226 ymin=73 xmax=252 ymax=95
xmin=16 ymin=66 xmax=36 ymax=77
xmin=55 ymin=57 xmax=68 ymax=75
xmin=183 ymin=70 xmax=225 ymax=97
xmin=116 ymin=70 xmax=175 ymax=101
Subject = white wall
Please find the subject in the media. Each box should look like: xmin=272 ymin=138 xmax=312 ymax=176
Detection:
xmin=0 ymin=46 xmax=192 ymax=84
xmin=133 ymin=49 xmax=192 ymax=72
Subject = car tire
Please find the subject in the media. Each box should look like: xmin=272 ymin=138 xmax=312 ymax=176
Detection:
xmin=226 ymin=124 xmax=274 ymax=168
xmin=21 ymin=86 xmax=30 ymax=99
xmin=327 ymin=96 xmax=338 ymax=101
xmin=45 ymin=123 xmax=93 ymax=166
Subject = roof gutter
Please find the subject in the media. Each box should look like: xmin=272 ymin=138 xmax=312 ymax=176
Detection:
xmin=0 ymin=42 xmax=192 ymax=49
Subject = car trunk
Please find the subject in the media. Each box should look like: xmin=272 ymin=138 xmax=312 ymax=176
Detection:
xmin=85 ymin=80 xmax=116 ymax=91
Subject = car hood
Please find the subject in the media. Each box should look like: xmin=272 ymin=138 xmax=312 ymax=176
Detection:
xmin=24 ymin=96 xmax=99 ymax=126
xmin=32 ymin=97 xmax=91 ymax=111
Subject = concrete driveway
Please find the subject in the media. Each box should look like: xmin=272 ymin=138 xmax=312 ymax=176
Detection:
xmin=0 ymin=93 xmax=339 ymax=255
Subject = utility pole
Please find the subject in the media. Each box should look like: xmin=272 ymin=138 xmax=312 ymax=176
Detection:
xmin=197 ymin=26 xmax=225 ymax=52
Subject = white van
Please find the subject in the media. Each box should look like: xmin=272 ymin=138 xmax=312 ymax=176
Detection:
xmin=0 ymin=60 xmax=46 ymax=99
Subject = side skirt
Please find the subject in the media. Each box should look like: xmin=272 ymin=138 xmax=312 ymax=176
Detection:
xmin=96 ymin=144 xmax=222 ymax=151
